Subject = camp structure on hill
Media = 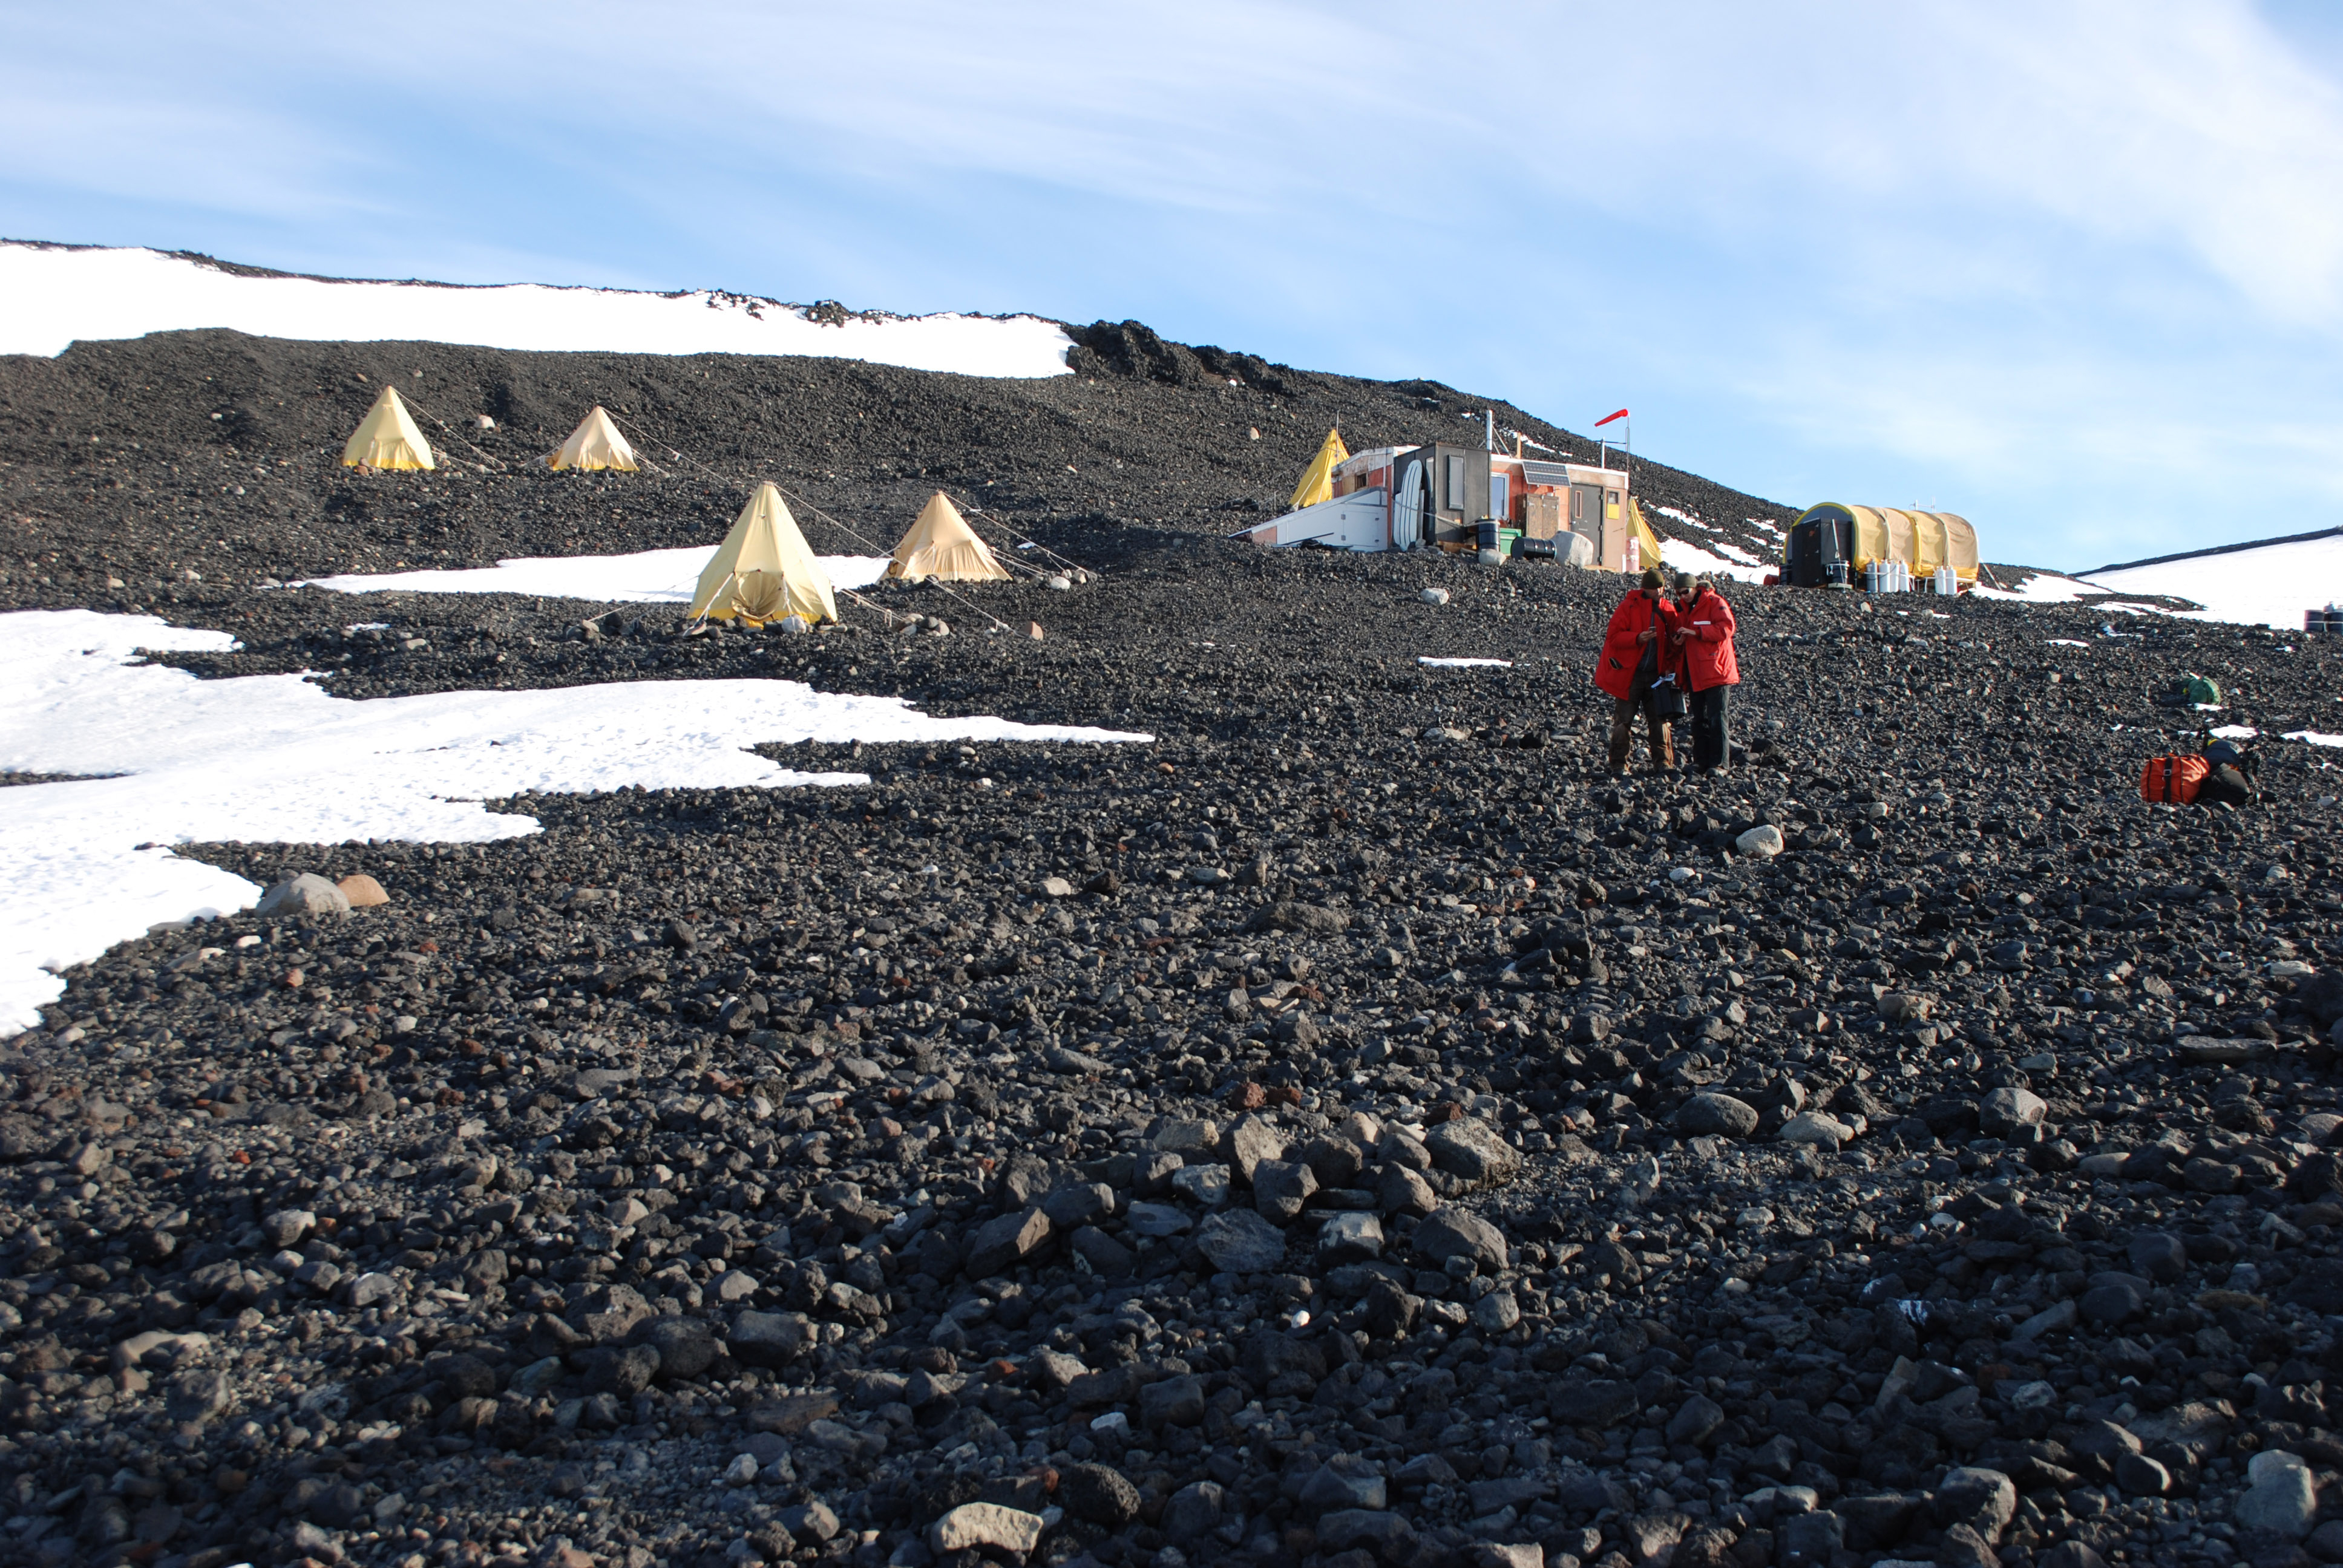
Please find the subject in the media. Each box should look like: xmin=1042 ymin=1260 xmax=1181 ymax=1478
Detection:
xmin=1288 ymin=429 xmax=1351 ymax=511
xmin=688 ymin=483 xmax=837 ymax=626
xmin=1784 ymin=504 xmax=1978 ymax=589
xmin=549 ymin=406 xmax=639 ymax=472
xmin=887 ymin=491 xmax=1009 ymax=583
xmin=341 ymin=385 xmax=434 ymax=471
xmin=1236 ymin=441 xmax=1634 ymax=564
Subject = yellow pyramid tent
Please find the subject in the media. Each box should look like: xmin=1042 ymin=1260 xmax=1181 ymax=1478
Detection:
xmin=1287 ymin=428 xmax=1349 ymax=511
xmin=342 ymin=385 xmax=434 ymax=471
xmin=689 ymin=483 xmax=837 ymax=626
xmin=550 ymin=406 xmax=638 ymax=472
xmin=886 ymin=492 xmax=1011 ymax=583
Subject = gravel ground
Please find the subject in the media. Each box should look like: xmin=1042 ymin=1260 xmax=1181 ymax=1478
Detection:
xmin=5 ymin=327 xmax=2343 ymax=1568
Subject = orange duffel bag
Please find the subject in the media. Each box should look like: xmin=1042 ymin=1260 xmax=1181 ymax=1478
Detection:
xmin=2141 ymin=754 xmax=2209 ymax=804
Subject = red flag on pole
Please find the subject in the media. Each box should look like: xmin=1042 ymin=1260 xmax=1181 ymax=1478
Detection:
xmin=1594 ymin=408 xmax=1630 ymax=427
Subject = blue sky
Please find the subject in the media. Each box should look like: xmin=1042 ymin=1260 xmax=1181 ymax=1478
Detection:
xmin=6 ymin=1 xmax=2343 ymax=570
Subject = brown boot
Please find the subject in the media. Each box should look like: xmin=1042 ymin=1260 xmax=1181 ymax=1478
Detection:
xmin=1606 ymin=719 xmax=1631 ymax=774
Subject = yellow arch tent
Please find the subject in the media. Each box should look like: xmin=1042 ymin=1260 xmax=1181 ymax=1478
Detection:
xmin=888 ymin=492 xmax=1009 ymax=583
xmin=1288 ymin=428 xmax=1349 ymax=511
xmin=688 ymin=483 xmax=837 ymax=626
xmin=1881 ymin=508 xmax=1919 ymax=573
xmin=550 ymin=406 xmax=638 ymax=472
xmin=342 ymin=385 xmax=434 ymax=471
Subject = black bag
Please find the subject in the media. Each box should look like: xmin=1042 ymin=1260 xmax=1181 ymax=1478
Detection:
xmin=2195 ymin=737 xmax=2259 ymax=806
xmin=1645 ymin=674 xmax=1688 ymax=724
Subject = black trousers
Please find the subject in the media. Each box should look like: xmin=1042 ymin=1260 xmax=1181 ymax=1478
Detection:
xmin=1688 ymin=682 xmax=1730 ymax=771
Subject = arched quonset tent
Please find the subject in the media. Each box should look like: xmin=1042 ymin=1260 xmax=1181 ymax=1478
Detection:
xmin=1788 ymin=503 xmax=1980 ymax=586
xmin=550 ymin=406 xmax=639 ymax=472
xmin=1881 ymin=508 xmax=1918 ymax=573
xmin=689 ymin=483 xmax=837 ymax=626
xmin=342 ymin=385 xmax=434 ymax=471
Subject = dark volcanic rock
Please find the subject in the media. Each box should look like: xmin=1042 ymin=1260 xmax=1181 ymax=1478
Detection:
xmin=1 ymin=304 xmax=2337 ymax=1568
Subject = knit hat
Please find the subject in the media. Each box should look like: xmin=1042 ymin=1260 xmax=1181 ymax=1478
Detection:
xmin=1639 ymin=568 xmax=1665 ymax=590
xmin=1674 ymin=572 xmax=1697 ymax=595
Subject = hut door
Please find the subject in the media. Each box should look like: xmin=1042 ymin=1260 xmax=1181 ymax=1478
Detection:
xmin=1570 ymin=483 xmax=1605 ymax=558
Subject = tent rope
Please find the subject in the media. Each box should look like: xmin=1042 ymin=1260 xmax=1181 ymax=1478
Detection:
xmin=952 ymin=497 xmax=1090 ymax=579
xmin=392 ymin=390 xmax=512 ymax=474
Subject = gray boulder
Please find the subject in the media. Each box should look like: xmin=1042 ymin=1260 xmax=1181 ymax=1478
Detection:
xmin=258 ymin=873 xmax=350 ymax=918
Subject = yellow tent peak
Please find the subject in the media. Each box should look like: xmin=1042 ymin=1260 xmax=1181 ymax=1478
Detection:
xmin=550 ymin=406 xmax=638 ymax=472
xmin=688 ymin=483 xmax=837 ymax=626
xmin=342 ymin=385 xmax=434 ymax=471
xmin=1288 ymin=428 xmax=1350 ymax=511
xmin=888 ymin=492 xmax=1010 ymax=583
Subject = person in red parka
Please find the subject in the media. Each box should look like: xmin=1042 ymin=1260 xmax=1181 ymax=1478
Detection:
xmin=1668 ymin=572 xmax=1740 ymax=773
xmin=1594 ymin=568 xmax=1683 ymax=774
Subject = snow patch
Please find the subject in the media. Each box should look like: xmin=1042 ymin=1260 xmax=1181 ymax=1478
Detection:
xmin=1417 ymin=657 xmax=1513 ymax=668
xmin=0 ymin=610 xmax=1148 ymax=1034
xmin=1972 ymin=571 xmax=2097 ymax=604
xmin=2210 ymin=725 xmax=2259 ymax=739
xmin=2080 ymin=533 xmax=2343 ymax=631
xmin=305 ymin=547 xmax=892 ymax=602
xmin=0 ymin=243 xmax=1075 ymax=377
xmin=2285 ymin=730 xmax=2343 ymax=748
xmin=1657 ymin=537 xmax=1772 ymax=584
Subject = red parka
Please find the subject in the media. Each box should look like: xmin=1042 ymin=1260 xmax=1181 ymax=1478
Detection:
xmin=1594 ymin=590 xmax=1682 ymax=702
xmin=1675 ymin=585 xmax=1740 ymax=691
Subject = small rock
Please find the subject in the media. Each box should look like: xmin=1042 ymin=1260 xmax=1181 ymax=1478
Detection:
xmin=1423 ymin=1117 xmax=1521 ymax=1184
xmin=1979 ymin=1085 xmax=2048 ymax=1137
xmin=1780 ymin=1112 xmax=1853 ymax=1148
xmin=928 ymin=1502 xmax=1044 ymax=1556
xmin=1412 ymin=1208 xmax=1508 ymax=1272
xmin=1194 ymin=1208 xmax=1287 ymax=1272
xmin=1735 ymin=823 xmax=1784 ymax=858
xmin=165 ymin=1368 xmax=232 ymax=1424
xmin=965 ymin=1206 xmax=1052 ymax=1279
xmin=1161 ymin=1480 xmax=1224 ymax=1543
xmin=1062 ymin=1463 xmax=1141 ymax=1526
xmin=1470 ymin=1290 xmax=1520 ymax=1332
xmin=258 ymin=873 xmax=350 ymax=918
xmin=1253 ymin=1159 xmax=1319 ymax=1223
xmin=1420 ymin=587 xmax=1450 ymax=606
xmin=2236 ymin=1450 xmax=2317 ymax=1538
xmin=335 ymin=874 xmax=390 ymax=907
xmin=1677 ymin=1093 xmax=1760 ymax=1138
xmin=1318 ymin=1210 xmax=1384 ymax=1261
xmin=779 ymin=1501 xmax=840 ymax=1544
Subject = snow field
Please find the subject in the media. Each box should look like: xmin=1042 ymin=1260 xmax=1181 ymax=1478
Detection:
xmin=0 ymin=244 xmax=1075 ymax=377
xmin=2079 ymin=533 xmax=2343 ymax=633
xmin=305 ymin=549 xmax=893 ymax=602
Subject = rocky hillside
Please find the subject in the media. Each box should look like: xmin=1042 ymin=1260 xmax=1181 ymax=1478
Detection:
xmin=1 ymin=321 xmax=2339 ymax=1568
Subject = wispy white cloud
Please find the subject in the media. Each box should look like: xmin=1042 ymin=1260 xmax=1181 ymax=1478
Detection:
xmin=5 ymin=1 xmax=2343 ymax=567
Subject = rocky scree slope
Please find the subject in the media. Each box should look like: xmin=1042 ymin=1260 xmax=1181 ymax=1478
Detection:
xmin=0 ymin=324 xmax=1798 ymax=609
xmin=1 ymin=329 xmax=2342 ymax=1568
